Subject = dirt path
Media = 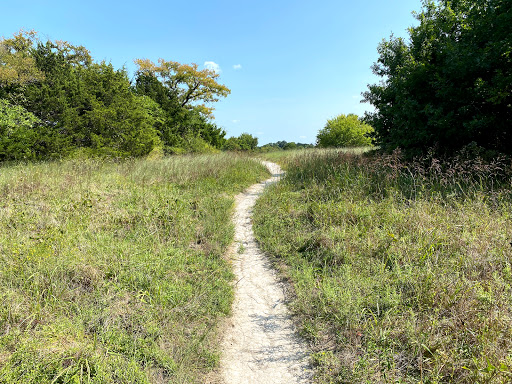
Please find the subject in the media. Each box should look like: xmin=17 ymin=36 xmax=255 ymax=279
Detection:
xmin=219 ymin=161 xmax=312 ymax=384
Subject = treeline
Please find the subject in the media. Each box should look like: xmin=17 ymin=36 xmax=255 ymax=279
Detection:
xmin=364 ymin=0 xmax=512 ymax=157
xmin=259 ymin=141 xmax=314 ymax=151
xmin=0 ymin=30 xmax=259 ymax=160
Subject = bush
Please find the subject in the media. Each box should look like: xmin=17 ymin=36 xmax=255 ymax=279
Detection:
xmin=0 ymin=99 xmax=40 ymax=160
xmin=222 ymin=133 xmax=258 ymax=151
xmin=316 ymin=114 xmax=373 ymax=147
xmin=363 ymin=0 xmax=512 ymax=156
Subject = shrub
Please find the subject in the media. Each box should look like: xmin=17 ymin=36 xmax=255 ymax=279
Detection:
xmin=0 ymin=99 xmax=40 ymax=160
xmin=316 ymin=114 xmax=373 ymax=148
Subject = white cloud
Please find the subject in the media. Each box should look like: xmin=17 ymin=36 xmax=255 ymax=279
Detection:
xmin=204 ymin=61 xmax=221 ymax=73
xmin=300 ymin=136 xmax=307 ymax=139
xmin=232 ymin=120 xmax=240 ymax=124
xmin=233 ymin=64 xmax=242 ymax=70
xmin=256 ymin=131 xmax=264 ymax=135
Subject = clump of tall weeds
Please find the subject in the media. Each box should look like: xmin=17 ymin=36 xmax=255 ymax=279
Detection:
xmin=254 ymin=148 xmax=512 ymax=383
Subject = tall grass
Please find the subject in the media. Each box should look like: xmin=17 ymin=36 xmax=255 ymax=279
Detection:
xmin=254 ymin=149 xmax=512 ymax=383
xmin=0 ymin=153 xmax=268 ymax=383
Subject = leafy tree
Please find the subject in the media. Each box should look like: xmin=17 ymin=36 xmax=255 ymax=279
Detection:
xmin=0 ymin=30 xmax=230 ymax=159
xmin=223 ymin=137 xmax=242 ymax=151
xmin=134 ymin=71 xmax=227 ymax=151
xmin=134 ymin=58 xmax=230 ymax=117
xmin=364 ymin=0 xmax=512 ymax=156
xmin=0 ymin=99 xmax=40 ymax=160
xmin=283 ymin=142 xmax=297 ymax=150
xmin=133 ymin=72 xmax=180 ymax=115
xmin=237 ymin=133 xmax=258 ymax=150
xmin=0 ymin=30 xmax=44 ymax=90
xmin=316 ymin=114 xmax=373 ymax=147
xmin=223 ymin=133 xmax=258 ymax=151
xmin=18 ymin=37 xmax=160 ymax=157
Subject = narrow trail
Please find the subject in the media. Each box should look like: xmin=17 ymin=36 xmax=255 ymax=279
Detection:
xmin=219 ymin=161 xmax=312 ymax=384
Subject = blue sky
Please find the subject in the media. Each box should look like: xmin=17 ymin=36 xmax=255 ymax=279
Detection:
xmin=2 ymin=0 xmax=423 ymax=145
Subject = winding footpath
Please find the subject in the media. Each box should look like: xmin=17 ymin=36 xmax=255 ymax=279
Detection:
xmin=220 ymin=161 xmax=312 ymax=384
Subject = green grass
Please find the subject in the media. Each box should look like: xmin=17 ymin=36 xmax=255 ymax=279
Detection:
xmin=258 ymin=147 xmax=372 ymax=169
xmin=253 ymin=149 xmax=512 ymax=383
xmin=0 ymin=153 xmax=269 ymax=383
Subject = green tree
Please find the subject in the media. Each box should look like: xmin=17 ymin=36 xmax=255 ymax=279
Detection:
xmin=0 ymin=29 xmax=44 ymax=93
xmin=283 ymin=142 xmax=297 ymax=150
xmin=134 ymin=71 xmax=227 ymax=151
xmin=316 ymin=114 xmax=373 ymax=147
xmin=237 ymin=133 xmax=258 ymax=150
xmin=222 ymin=133 xmax=258 ymax=151
xmin=0 ymin=99 xmax=40 ymax=160
xmin=134 ymin=58 xmax=230 ymax=118
xmin=223 ymin=137 xmax=242 ymax=151
xmin=364 ymin=0 xmax=512 ymax=156
xmin=26 ymin=40 xmax=160 ymax=157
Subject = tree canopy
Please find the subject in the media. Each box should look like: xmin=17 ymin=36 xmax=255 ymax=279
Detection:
xmin=363 ymin=0 xmax=512 ymax=156
xmin=316 ymin=114 xmax=373 ymax=148
xmin=134 ymin=58 xmax=230 ymax=118
xmin=0 ymin=30 xmax=232 ymax=159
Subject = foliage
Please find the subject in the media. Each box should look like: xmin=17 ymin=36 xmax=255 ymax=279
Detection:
xmin=134 ymin=58 xmax=230 ymax=118
xmin=223 ymin=137 xmax=242 ymax=151
xmin=133 ymin=71 xmax=227 ymax=152
xmin=0 ymin=29 xmax=44 ymax=93
xmin=0 ymin=99 xmax=40 ymax=160
xmin=316 ymin=113 xmax=373 ymax=148
xmin=223 ymin=133 xmax=259 ymax=151
xmin=258 ymin=141 xmax=315 ymax=152
xmin=237 ymin=133 xmax=258 ymax=150
xmin=0 ymin=30 xmax=231 ymax=159
xmin=0 ymin=154 xmax=269 ymax=383
xmin=254 ymin=149 xmax=512 ymax=383
xmin=364 ymin=0 xmax=512 ymax=156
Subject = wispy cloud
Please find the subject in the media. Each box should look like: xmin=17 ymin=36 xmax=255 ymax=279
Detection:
xmin=204 ymin=61 xmax=221 ymax=73
xmin=300 ymin=135 xmax=307 ymax=139
xmin=233 ymin=64 xmax=242 ymax=70
xmin=232 ymin=120 xmax=240 ymax=124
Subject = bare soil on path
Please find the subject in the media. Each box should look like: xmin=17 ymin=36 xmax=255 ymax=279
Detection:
xmin=219 ymin=161 xmax=312 ymax=384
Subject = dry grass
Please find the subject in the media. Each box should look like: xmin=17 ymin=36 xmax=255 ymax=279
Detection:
xmin=0 ymin=153 xmax=269 ymax=383
xmin=254 ymin=148 xmax=512 ymax=383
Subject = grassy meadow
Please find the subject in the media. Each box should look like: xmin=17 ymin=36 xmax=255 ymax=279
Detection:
xmin=0 ymin=153 xmax=268 ymax=383
xmin=254 ymin=149 xmax=512 ymax=383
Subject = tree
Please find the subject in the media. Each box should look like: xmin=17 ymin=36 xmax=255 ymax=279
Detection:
xmin=0 ymin=99 xmax=40 ymax=160
xmin=134 ymin=69 xmax=228 ymax=151
xmin=223 ymin=137 xmax=241 ymax=151
xmin=0 ymin=30 xmax=44 ymax=85
xmin=134 ymin=58 xmax=230 ymax=118
xmin=222 ymin=133 xmax=258 ymax=151
xmin=237 ymin=133 xmax=258 ymax=150
xmin=8 ymin=35 xmax=160 ymax=158
xmin=363 ymin=0 xmax=512 ymax=156
xmin=316 ymin=114 xmax=373 ymax=147
xmin=0 ymin=30 xmax=45 ymax=100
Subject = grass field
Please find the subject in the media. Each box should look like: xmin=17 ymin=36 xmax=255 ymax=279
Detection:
xmin=0 ymin=153 xmax=268 ymax=383
xmin=254 ymin=149 xmax=512 ymax=383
